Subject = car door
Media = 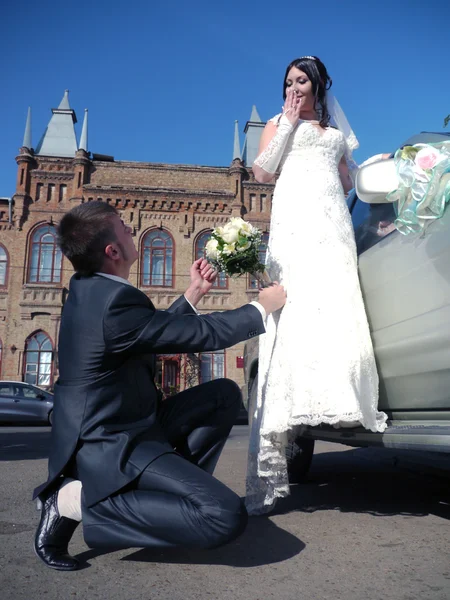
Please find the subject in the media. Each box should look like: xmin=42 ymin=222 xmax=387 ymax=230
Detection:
xmin=12 ymin=384 xmax=50 ymax=423
xmin=0 ymin=383 xmax=20 ymax=422
xmin=350 ymin=193 xmax=450 ymax=414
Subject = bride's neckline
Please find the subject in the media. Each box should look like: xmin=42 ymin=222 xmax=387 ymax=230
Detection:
xmin=299 ymin=118 xmax=320 ymax=125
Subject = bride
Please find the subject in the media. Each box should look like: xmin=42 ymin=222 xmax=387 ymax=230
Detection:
xmin=245 ymin=56 xmax=388 ymax=515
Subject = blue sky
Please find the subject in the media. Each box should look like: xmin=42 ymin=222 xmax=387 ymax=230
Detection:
xmin=1 ymin=0 xmax=449 ymax=197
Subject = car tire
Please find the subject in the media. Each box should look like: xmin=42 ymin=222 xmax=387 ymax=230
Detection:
xmin=48 ymin=410 xmax=53 ymax=426
xmin=286 ymin=436 xmax=315 ymax=483
xmin=248 ymin=374 xmax=315 ymax=483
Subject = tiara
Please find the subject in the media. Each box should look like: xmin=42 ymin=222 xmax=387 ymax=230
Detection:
xmin=299 ymin=56 xmax=316 ymax=60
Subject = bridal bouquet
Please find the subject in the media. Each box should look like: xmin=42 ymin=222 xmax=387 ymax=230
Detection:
xmin=205 ymin=217 xmax=271 ymax=286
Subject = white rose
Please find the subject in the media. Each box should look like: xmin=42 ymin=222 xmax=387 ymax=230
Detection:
xmin=214 ymin=226 xmax=225 ymax=237
xmin=222 ymin=243 xmax=236 ymax=255
xmin=240 ymin=222 xmax=254 ymax=237
xmin=221 ymin=225 xmax=240 ymax=244
xmin=229 ymin=217 xmax=244 ymax=227
xmin=205 ymin=238 xmax=219 ymax=259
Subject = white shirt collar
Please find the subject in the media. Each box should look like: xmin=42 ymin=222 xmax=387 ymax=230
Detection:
xmin=95 ymin=272 xmax=133 ymax=287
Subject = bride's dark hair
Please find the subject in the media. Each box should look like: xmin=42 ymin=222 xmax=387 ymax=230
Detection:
xmin=282 ymin=56 xmax=332 ymax=128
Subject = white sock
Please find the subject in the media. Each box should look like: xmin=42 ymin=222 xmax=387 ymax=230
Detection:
xmin=57 ymin=478 xmax=82 ymax=522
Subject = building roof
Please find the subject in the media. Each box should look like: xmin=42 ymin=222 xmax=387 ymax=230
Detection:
xmin=22 ymin=107 xmax=32 ymax=149
xmin=35 ymin=90 xmax=78 ymax=158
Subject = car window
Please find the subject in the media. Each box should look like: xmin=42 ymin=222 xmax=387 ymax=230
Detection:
xmin=351 ymin=197 xmax=398 ymax=255
xmin=15 ymin=385 xmax=41 ymax=399
xmin=0 ymin=384 xmax=13 ymax=397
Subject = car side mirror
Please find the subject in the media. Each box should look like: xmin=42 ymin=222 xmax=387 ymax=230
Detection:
xmin=356 ymin=159 xmax=398 ymax=204
xmin=37 ymin=393 xmax=45 ymax=400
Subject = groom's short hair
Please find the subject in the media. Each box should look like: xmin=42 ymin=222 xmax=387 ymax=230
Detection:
xmin=57 ymin=201 xmax=119 ymax=275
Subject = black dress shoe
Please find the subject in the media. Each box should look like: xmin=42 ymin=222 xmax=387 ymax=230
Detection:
xmin=34 ymin=486 xmax=80 ymax=571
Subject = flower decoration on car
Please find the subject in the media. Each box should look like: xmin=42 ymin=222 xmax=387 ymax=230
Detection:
xmin=387 ymin=142 xmax=450 ymax=235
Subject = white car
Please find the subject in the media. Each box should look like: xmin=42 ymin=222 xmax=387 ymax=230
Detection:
xmin=243 ymin=130 xmax=450 ymax=480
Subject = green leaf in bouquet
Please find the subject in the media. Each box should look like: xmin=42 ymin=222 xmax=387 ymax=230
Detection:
xmin=400 ymin=146 xmax=419 ymax=161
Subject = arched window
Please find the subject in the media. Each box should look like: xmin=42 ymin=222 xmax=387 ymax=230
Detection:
xmin=23 ymin=331 xmax=53 ymax=387
xmin=195 ymin=231 xmax=227 ymax=289
xmin=141 ymin=229 xmax=174 ymax=287
xmin=0 ymin=245 xmax=8 ymax=287
xmin=248 ymin=232 xmax=269 ymax=289
xmin=28 ymin=225 xmax=62 ymax=284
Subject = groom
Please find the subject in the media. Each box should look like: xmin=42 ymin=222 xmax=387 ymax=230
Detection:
xmin=33 ymin=201 xmax=286 ymax=571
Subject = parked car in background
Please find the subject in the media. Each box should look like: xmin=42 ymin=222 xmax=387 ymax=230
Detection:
xmin=243 ymin=130 xmax=450 ymax=481
xmin=0 ymin=381 xmax=54 ymax=425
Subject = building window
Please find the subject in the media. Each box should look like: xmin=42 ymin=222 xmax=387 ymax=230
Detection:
xmin=59 ymin=185 xmax=67 ymax=202
xmin=47 ymin=184 xmax=56 ymax=202
xmin=36 ymin=183 xmax=43 ymax=201
xmin=156 ymin=356 xmax=180 ymax=395
xmin=141 ymin=229 xmax=174 ymax=287
xmin=195 ymin=230 xmax=227 ymax=289
xmin=28 ymin=225 xmax=62 ymax=283
xmin=260 ymin=194 xmax=267 ymax=212
xmin=23 ymin=331 xmax=53 ymax=388
xmin=0 ymin=245 xmax=8 ymax=287
xmin=248 ymin=232 xmax=269 ymax=289
xmin=199 ymin=350 xmax=225 ymax=383
xmin=249 ymin=193 xmax=256 ymax=212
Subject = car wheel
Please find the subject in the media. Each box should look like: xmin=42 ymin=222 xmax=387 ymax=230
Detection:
xmin=248 ymin=374 xmax=315 ymax=483
xmin=286 ymin=436 xmax=315 ymax=483
xmin=48 ymin=410 xmax=53 ymax=426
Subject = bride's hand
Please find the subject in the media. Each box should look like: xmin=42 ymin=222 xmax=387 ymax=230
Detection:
xmin=282 ymin=88 xmax=302 ymax=126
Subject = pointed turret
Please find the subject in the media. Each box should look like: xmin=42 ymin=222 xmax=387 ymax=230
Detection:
xmin=241 ymin=105 xmax=265 ymax=167
xmin=233 ymin=120 xmax=241 ymax=160
xmin=249 ymin=105 xmax=262 ymax=123
xmin=35 ymin=90 xmax=78 ymax=157
xmin=22 ymin=107 xmax=32 ymax=149
xmin=79 ymin=109 xmax=88 ymax=151
xmin=58 ymin=90 xmax=71 ymax=110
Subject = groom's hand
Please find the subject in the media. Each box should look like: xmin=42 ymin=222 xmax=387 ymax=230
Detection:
xmin=184 ymin=258 xmax=218 ymax=307
xmin=257 ymin=282 xmax=287 ymax=315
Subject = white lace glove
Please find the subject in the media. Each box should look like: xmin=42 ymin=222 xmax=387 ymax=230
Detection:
xmin=253 ymin=115 xmax=294 ymax=175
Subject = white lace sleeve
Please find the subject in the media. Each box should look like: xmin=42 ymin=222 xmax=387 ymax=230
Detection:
xmin=253 ymin=114 xmax=294 ymax=174
xmin=342 ymin=141 xmax=359 ymax=185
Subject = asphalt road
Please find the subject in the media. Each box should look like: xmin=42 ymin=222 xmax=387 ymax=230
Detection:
xmin=0 ymin=425 xmax=449 ymax=600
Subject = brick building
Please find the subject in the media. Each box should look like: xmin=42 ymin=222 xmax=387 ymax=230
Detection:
xmin=0 ymin=92 xmax=273 ymax=394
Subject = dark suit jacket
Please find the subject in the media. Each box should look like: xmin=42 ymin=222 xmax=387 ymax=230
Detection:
xmin=33 ymin=274 xmax=264 ymax=507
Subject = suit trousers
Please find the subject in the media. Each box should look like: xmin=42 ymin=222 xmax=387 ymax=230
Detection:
xmin=81 ymin=378 xmax=248 ymax=550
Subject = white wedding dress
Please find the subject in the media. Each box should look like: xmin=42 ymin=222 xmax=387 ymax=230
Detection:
xmin=245 ymin=116 xmax=388 ymax=515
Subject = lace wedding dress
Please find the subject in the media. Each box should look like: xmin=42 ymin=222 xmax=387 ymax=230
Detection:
xmin=245 ymin=116 xmax=388 ymax=515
